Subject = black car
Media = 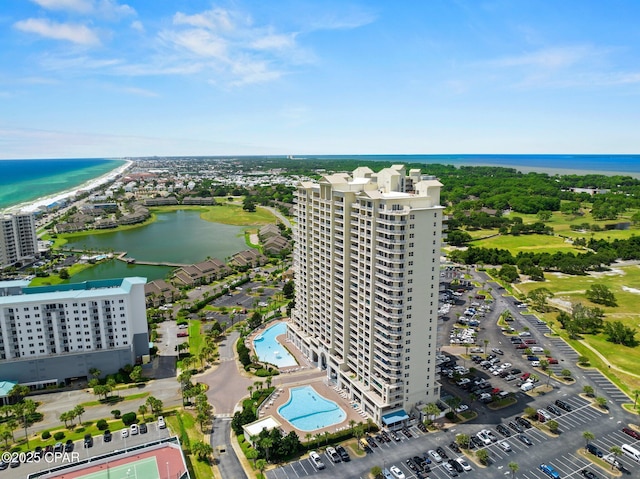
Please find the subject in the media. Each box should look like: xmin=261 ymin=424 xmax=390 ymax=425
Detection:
xmin=586 ymin=443 xmax=604 ymax=458
xmin=64 ymin=439 xmax=74 ymax=452
xmin=366 ymin=435 xmax=378 ymax=447
xmin=547 ymin=404 xmax=562 ymax=416
xmin=517 ymin=434 xmax=533 ymax=446
xmin=496 ymin=424 xmax=512 ymax=437
xmin=103 ymin=430 xmax=112 ymax=442
xmin=510 ymin=368 xmax=522 ymax=375
xmin=449 ymin=441 xmax=461 ymax=453
xmin=34 ymin=446 xmax=43 ymax=459
xmin=336 ymin=445 xmax=350 ymax=462
xmin=555 ymin=399 xmax=573 ymax=412
xmin=508 ymin=421 xmax=523 ymax=433
xmin=470 ymin=436 xmax=484 ymax=448
xmin=436 ymin=446 xmax=448 ymax=459
xmin=0 ymin=460 xmax=8 ymax=470
xmin=83 ymin=433 xmax=93 ymax=448
xmin=449 ymin=459 xmax=464 ymax=473
xmin=139 ymin=423 xmax=148 ymax=434
xmin=515 ymin=416 xmax=532 ymax=428
xmin=581 ymin=469 xmax=600 ymax=479
xmin=406 ymin=459 xmax=418 ymax=471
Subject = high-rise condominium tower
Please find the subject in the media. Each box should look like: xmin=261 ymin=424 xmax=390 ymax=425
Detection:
xmin=0 ymin=213 xmax=39 ymax=268
xmin=289 ymin=165 xmax=444 ymax=425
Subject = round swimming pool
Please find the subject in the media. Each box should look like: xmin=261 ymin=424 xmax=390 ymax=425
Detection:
xmin=278 ymin=385 xmax=346 ymax=431
xmin=253 ymin=322 xmax=297 ymax=368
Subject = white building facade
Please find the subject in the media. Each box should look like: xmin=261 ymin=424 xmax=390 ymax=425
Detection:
xmin=0 ymin=213 xmax=39 ymax=268
xmin=289 ymin=165 xmax=444 ymax=425
xmin=0 ymin=277 xmax=148 ymax=387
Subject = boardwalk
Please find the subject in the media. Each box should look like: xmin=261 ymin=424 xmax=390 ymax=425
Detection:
xmin=114 ymin=251 xmax=188 ymax=267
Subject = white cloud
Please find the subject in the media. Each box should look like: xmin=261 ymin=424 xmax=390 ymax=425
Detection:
xmin=14 ymin=18 xmax=100 ymax=45
xmin=30 ymin=0 xmax=135 ymax=19
xmin=251 ymin=33 xmax=297 ymax=51
xmin=160 ymin=29 xmax=227 ymax=59
xmin=490 ymin=45 xmax=595 ymax=70
xmin=130 ymin=20 xmax=144 ymax=32
xmin=173 ymin=8 xmax=235 ymax=31
xmin=31 ymin=0 xmax=93 ymax=13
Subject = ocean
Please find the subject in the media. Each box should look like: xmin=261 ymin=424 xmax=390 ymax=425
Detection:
xmin=1 ymin=155 xmax=638 ymax=213
xmin=305 ymin=154 xmax=640 ymax=176
xmin=0 ymin=158 xmax=126 ymax=210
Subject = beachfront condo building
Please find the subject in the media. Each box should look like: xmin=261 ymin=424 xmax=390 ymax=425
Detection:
xmin=0 ymin=213 xmax=39 ymax=269
xmin=0 ymin=277 xmax=148 ymax=388
xmin=289 ymin=165 xmax=444 ymax=426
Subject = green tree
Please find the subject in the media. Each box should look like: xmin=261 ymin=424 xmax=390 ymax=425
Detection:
xmin=191 ymin=440 xmax=213 ymax=461
xmin=561 ymin=368 xmax=572 ymax=378
xmin=422 ymin=403 xmax=440 ymax=423
xmin=370 ymin=466 xmax=382 ymax=478
xmin=547 ymin=420 xmax=559 ymax=433
xmin=73 ymin=405 xmax=85 ymax=424
xmin=508 ymin=461 xmax=519 ymax=477
xmin=138 ymin=404 xmax=148 ymax=420
xmin=586 ymin=284 xmax=617 ymax=307
xmin=129 ymin=365 xmax=143 ymax=383
xmin=0 ymin=430 xmax=12 ymax=448
xmin=59 ymin=268 xmax=70 ymax=279
xmin=456 ymin=433 xmax=470 ymax=449
xmin=256 ymin=459 xmax=267 ymax=476
xmin=146 ymin=396 xmax=163 ymax=416
xmin=582 ymin=385 xmax=594 ymax=397
xmin=528 ymin=288 xmax=554 ymax=312
xmin=583 ymin=431 xmax=595 ymax=448
xmin=246 ymin=448 xmax=258 ymax=467
xmin=609 ymin=445 xmax=622 ymax=470
xmin=524 ymin=406 xmax=537 ymax=419
xmin=9 ymin=384 xmax=30 ymax=402
xmin=595 ymin=396 xmax=607 ymax=409
xmin=476 ymin=448 xmax=489 ymax=465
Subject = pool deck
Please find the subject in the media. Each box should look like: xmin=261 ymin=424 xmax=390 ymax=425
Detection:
xmin=251 ymin=321 xmax=370 ymax=436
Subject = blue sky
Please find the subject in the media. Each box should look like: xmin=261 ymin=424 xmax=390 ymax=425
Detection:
xmin=2 ymin=0 xmax=640 ymax=158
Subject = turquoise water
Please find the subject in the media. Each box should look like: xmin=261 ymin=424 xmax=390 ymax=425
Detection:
xmin=0 ymin=158 xmax=125 ymax=210
xmin=278 ymin=385 xmax=347 ymax=431
xmin=253 ymin=322 xmax=297 ymax=368
xmin=63 ymin=210 xmax=247 ymax=264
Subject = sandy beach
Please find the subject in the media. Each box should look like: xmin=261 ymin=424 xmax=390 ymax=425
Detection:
xmin=3 ymin=160 xmax=133 ymax=214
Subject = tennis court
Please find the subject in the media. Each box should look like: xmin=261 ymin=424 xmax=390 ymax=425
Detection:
xmin=70 ymin=457 xmax=159 ymax=479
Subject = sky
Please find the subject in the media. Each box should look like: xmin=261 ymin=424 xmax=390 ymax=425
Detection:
xmin=1 ymin=0 xmax=640 ymax=158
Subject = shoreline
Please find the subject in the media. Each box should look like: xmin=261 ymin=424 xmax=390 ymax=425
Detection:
xmin=2 ymin=160 xmax=133 ymax=214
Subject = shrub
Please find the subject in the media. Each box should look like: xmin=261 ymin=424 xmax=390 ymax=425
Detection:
xmin=41 ymin=431 xmax=51 ymax=440
xmin=96 ymin=419 xmax=109 ymax=430
xmin=111 ymin=409 xmax=121 ymax=419
xmin=53 ymin=431 xmax=65 ymax=440
xmin=121 ymin=412 xmax=137 ymax=426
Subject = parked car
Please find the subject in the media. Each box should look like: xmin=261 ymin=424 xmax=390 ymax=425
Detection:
xmin=547 ymin=405 xmax=563 ymax=416
xmin=83 ymin=434 xmax=93 ymax=448
xmin=389 ymin=465 xmax=405 ymax=479
xmin=622 ymin=427 xmax=640 ymax=440
xmin=103 ymin=430 xmax=112 ymax=442
xmin=309 ymin=451 xmax=325 ymax=470
xmin=586 ymin=443 xmax=604 ymax=458
xmin=456 ymin=456 xmax=472 ymax=471
xmin=130 ymin=424 xmax=139 ymax=435
xmin=335 ymin=445 xmax=350 ymax=462
xmin=449 ymin=458 xmax=464 ymax=473
xmin=121 ymin=428 xmax=129 ymax=438
xmin=498 ymin=441 xmax=512 ymax=452
xmin=547 ymin=358 xmax=559 ymax=364
xmin=581 ymin=469 xmax=600 ymax=479
xmin=496 ymin=424 xmax=512 ymax=437
xmin=64 ymin=439 xmax=74 ymax=452
xmin=139 ymin=423 xmax=148 ymax=434
xmin=555 ymin=399 xmax=573 ymax=412
xmin=326 ymin=446 xmax=341 ymax=463
xmin=428 ymin=449 xmax=443 ymax=462
xmin=518 ymin=434 xmax=533 ymax=446
xmin=516 ymin=416 xmax=532 ymax=428
xmin=539 ymin=463 xmax=561 ymax=479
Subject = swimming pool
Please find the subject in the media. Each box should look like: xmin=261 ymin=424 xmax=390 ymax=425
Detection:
xmin=278 ymin=385 xmax=347 ymax=431
xmin=253 ymin=322 xmax=297 ymax=368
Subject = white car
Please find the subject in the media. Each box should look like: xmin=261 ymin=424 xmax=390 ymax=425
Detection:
xmin=130 ymin=424 xmax=138 ymax=435
xmin=389 ymin=465 xmax=406 ymax=479
xmin=455 ymin=404 xmax=469 ymax=413
xmin=531 ymin=361 xmax=540 ymax=367
xmin=498 ymin=441 xmax=512 ymax=452
xmin=158 ymin=416 xmax=166 ymax=429
xmin=456 ymin=456 xmax=472 ymax=471
xmin=428 ymin=449 xmax=443 ymax=462
xmin=443 ymin=462 xmax=458 ymax=476
xmin=121 ymin=428 xmax=129 ymax=438
xmin=309 ymin=451 xmax=325 ymax=470
xmin=476 ymin=431 xmax=492 ymax=445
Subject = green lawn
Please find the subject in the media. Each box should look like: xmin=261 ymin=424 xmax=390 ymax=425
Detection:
xmin=200 ymin=204 xmax=276 ymax=226
xmin=29 ymin=262 xmax=95 ymax=286
xmin=189 ymin=320 xmax=205 ymax=357
xmin=516 ymin=264 xmax=640 ymax=394
xmin=471 ymin=233 xmax=579 ymax=254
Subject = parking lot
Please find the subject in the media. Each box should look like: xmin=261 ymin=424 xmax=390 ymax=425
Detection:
xmin=264 ymin=270 xmax=638 ymax=479
xmin=10 ymin=421 xmax=171 ymax=477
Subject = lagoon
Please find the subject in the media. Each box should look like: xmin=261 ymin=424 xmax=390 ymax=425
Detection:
xmin=63 ymin=210 xmax=248 ymax=264
xmin=64 ymin=261 xmax=173 ymax=284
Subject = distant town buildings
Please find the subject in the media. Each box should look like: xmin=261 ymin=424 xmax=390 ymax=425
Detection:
xmin=289 ymin=165 xmax=445 ymax=425
xmin=0 ymin=213 xmax=39 ymax=268
xmin=0 ymin=277 xmax=148 ymax=387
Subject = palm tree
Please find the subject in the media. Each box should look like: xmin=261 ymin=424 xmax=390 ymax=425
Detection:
xmin=265 ymin=376 xmax=273 ymax=389
xmin=0 ymin=430 xmax=12 ymax=448
xmin=247 ymin=385 xmax=254 ymax=398
xmin=305 ymin=433 xmax=313 ymax=445
xmin=609 ymin=445 xmax=622 ymax=470
xmin=582 ymin=431 xmax=595 ymax=448
xmin=256 ymin=459 xmax=267 ymax=476
xmin=634 ymin=389 xmax=640 ymax=410
xmin=508 ymin=461 xmax=519 ymax=477
xmin=246 ymin=448 xmax=258 ymax=467
xmin=73 ymin=405 xmax=85 ymax=424
xmin=260 ymin=437 xmax=274 ymax=462
xmin=138 ymin=404 xmax=148 ymax=420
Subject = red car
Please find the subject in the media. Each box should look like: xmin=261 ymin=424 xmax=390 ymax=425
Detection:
xmin=516 ymin=344 xmax=528 ymax=349
xmin=622 ymin=427 xmax=640 ymax=440
xmin=547 ymin=358 xmax=559 ymax=364
xmin=177 ymin=332 xmax=188 ymax=338
xmin=524 ymin=339 xmax=537 ymax=345
xmin=520 ymin=373 xmax=530 ymax=380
